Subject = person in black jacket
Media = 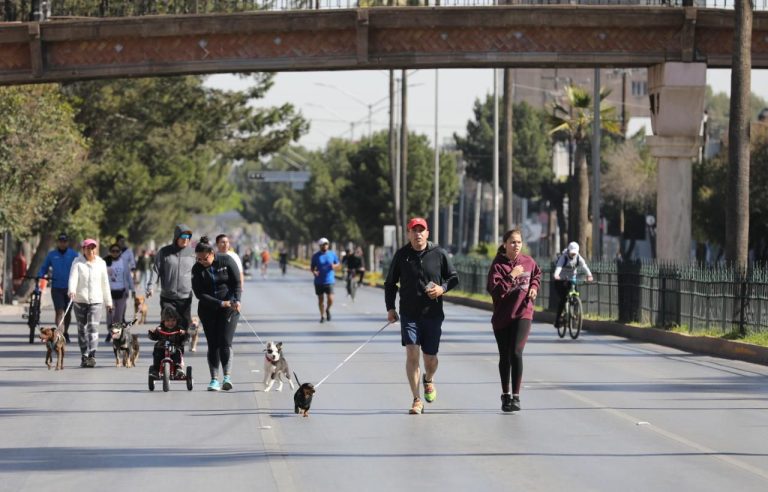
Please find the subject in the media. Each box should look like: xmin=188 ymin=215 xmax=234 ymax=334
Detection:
xmin=191 ymin=236 xmax=242 ymax=392
xmin=385 ymin=217 xmax=459 ymax=415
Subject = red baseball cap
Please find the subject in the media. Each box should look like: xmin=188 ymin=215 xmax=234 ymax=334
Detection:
xmin=407 ymin=217 xmax=428 ymax=230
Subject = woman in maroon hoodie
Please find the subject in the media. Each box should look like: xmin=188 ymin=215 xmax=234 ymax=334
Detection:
xmin=486 ymin=229 xmax=542 ymax=412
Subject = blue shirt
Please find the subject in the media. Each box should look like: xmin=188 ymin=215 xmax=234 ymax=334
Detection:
xmin=311 ymin=250 xmax=339 ymax=286
xmin=38 ymin=247 xmax=79 ymax=289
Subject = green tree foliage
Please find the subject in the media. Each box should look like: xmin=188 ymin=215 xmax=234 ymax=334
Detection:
xmin=62 ymin=75 xmax=307 ymax=244
xmin=0 ymin=85 xmax=87 ymax=237
xmin=454 ymin=97 xmax=552 ymax=197
xmin=237 ymin=129 xmax=459 ymax=247
xmin=549 ymin=85 xmax=620 ymax=250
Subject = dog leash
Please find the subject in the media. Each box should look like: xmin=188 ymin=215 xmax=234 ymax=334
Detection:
xmin=315 ymin=321 xmax=393 ymax=388
xmin=54 ymin=299 xmax=74 ymax=333
xmin=239 ymin=313 xmax=268 ymax=349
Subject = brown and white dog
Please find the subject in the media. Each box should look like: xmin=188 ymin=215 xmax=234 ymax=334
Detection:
xmin=39 ymin=327 xmax=65 ymax=370
xmin=110 ymin=322 xmax=140 ymax=368
xmin=134 ymin=295 xmax=148 ymax=325
xmin=188 ymin=316 xmax=201 ymax=352
xmin=263 ymin=342 xmax=295 ymax=392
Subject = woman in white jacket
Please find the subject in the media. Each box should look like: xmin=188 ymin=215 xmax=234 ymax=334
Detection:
xmin=68 ymin=239 xmax=113 ymax=368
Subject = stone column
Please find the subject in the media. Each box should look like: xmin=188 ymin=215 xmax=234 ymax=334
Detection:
xmin=647 ymin=62 xmax=706 ymax=262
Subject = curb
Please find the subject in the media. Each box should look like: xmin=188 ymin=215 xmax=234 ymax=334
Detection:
xmin=443 ymin=294 xmax=768 ymax=367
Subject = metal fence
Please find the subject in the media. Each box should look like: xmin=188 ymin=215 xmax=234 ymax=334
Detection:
xmin=3 ymin=0 xmax=765 ymax=21
xmin=383 ymin=255 xmax=768 ymax=335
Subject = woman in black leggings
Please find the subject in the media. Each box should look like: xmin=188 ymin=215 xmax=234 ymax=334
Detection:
xmin=191 ymin=236 xmax=242 ymax=392
xmin=486 ymin=229 xmax=542 ymax=412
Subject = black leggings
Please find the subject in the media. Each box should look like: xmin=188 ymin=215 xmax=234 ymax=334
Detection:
xmin=493 ymin=318 xmax=532 ymax=395
xmin=555 ymin=281 xmax=569 ymax=323
xmin=199 ymin=309 xmax=239 ymax=378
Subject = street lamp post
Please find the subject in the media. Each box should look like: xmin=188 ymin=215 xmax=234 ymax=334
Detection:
xmin=493 ymin=69 xmax=500 ymax=245
xmin=433 ymin=69 xmax=440 ymax=245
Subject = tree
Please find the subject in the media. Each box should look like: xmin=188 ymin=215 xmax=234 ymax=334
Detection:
xmin=601 ymin=136 xmax=656 ymax=257
xmin=63 ymin=75 xmax=307 ymax=245
xmin=549 ymin=85 xmax=619 ymax=250
xmin=454 ymin=97 xmax=552 ymax=195
xmin=726 ymin=0 xmax=753 ymax=270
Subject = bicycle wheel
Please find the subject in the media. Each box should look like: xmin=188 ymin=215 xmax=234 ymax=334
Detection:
xmin=350 ymin=276 xmax=357 ymax=301
xmin=162 ymin=361 xmax=171 ymax=392
xmin=569 ymin=297 xmax=583 ymax=339
xmin=557 ymin=312 xmax=571 ymax=338
xmin=28 ymin=295 xmax=40 ymax=344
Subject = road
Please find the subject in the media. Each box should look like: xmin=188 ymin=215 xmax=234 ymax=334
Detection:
xmin=1 ymin=267 xmax=767 ymax=491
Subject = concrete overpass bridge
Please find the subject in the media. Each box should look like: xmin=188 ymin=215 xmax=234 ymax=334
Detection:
xmin=0 ymin=5 xmax=767 ymax=84
xmin=1 ymin=1 xmax=766 ymax=262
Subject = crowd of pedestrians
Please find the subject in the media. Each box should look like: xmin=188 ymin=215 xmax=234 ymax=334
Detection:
xmin=29 ymin=215 xmax=574 ymax=414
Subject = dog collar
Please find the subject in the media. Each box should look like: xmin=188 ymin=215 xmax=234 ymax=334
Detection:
xmin=265 ymin=355 xmax=277 ymax=366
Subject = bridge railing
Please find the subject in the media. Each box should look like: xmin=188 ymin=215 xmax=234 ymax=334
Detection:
xmin=2 ymin=0 xmax=765 ymax=22
xmin=381 ymin=255 xmax=768 ymax=336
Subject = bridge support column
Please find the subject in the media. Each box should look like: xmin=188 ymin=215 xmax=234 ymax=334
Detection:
xmin=647 ymin=62 xmax=706 ymax=262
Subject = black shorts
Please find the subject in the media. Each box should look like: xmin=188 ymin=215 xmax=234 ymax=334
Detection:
xmin=314 ymin=284 xmax=334 ymax=296
xmin=51 ymin=288 xmax=69 ymax=310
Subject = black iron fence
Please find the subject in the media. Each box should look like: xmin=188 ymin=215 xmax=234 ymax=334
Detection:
xmin=3 ymin=0 xmax=766 ymax=22
xmin=383 ymin=255 xmax=768 ymax=335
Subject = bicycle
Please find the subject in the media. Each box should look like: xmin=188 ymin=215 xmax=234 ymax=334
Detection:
xmin=148 ymin=329 xmax=193 ymax=392
xmin=557 ymin=273 xmax=584 ymax=340
xmin=21 ymin=275 xmax=46 ymax=344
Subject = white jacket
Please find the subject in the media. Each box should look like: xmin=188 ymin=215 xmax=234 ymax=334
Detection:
xmin=68 ymin=256 xmax=113 ymax=308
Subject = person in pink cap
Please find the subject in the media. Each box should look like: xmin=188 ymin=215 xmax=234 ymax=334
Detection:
xmin=68 ymin=239 xmax=113 ymax=368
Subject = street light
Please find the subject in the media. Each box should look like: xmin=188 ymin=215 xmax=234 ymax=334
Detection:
xmin=314 ymin=82 xmax=389 ymax=138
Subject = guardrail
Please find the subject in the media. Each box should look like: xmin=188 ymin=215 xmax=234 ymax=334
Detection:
xmin=382 ymin=255 xmax=768 ymax=335
xmin=3 ymin=0 xmax=765 ymax=22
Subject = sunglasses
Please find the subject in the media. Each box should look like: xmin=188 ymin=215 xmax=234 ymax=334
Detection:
xmin=179 ymin=234 xmax=192 ymax=239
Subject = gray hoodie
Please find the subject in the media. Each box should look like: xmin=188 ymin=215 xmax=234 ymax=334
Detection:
xmin=146 ymin=224 xmax=196 ymax=300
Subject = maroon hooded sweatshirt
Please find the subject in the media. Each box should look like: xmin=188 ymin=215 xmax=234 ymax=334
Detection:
xmin=486 ymin=248 xmax=542 ymax=330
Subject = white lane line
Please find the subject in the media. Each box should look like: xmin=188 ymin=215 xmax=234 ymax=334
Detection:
xmin=539 ymin=381 xmax=768 ymax=482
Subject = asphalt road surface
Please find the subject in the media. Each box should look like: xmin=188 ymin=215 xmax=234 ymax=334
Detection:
xmin=2 ymin=267 xmax=767 ymax=491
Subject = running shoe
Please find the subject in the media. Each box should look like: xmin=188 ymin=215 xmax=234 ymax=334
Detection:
xmin=325 ymin=309 xmax=331 ymax=321
xmin=86 ymin=356 xmax=96 ymax=368
xmin=409 ymin=398 xmax=424 ymax=415
xmin=208 ymin=379 xmax=221 ymax=391
xmin=423 ymin=376 xmax=437 ymax=403
xmin=80 ymin=357 xmax=88 ymax=368
xmin=511 ymin=396 xmax=521 ymax=412
xmin=501 ymin=394 xmax=514 ymax=413
xmin=222 ymin=375 xmax=233 ymax=391
xmin=319 ymin=316 xmax=325 ymax=324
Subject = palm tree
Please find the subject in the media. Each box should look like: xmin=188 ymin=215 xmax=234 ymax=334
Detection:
xmin=550 ymin=85 xmax=620 ymax=252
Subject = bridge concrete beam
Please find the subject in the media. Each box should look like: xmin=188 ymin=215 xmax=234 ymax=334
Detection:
xmin=0 ymin=7 xmax=767 ymax=85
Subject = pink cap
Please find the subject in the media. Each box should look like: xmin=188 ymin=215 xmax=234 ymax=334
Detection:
xmin=81 ymin=238 xmax=98 ymax=248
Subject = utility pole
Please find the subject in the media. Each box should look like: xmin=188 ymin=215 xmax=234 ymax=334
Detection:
xmin=492 ymin=69 xmax=500 ymax=245
xmin=390 ymin=71 xmax=401 ymax=248
xmin=400 ymin=69 xmax=409 ymax=239
xmin=433 ymin=69 xmax=440 ymax=244
xmin=504 ymin=68 xmax=514 ymax=232
xmin=591 ymin=68 xmax=602 ymax=259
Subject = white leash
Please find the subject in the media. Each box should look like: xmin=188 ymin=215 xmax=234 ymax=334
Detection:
xmin=55 ymin=299 xmax=74 ymax=333
xmin=315 ymin=321 xmax=393 ymax=388
xmin=239 ymin=312 xmax=268 ymax=349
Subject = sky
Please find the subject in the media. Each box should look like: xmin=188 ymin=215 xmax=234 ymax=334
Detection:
xmin=206 ymin=68 xmax=768 ymax=151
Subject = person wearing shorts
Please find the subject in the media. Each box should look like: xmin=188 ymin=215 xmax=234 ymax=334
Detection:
xmin=310 ymin=238 xmax=339 ymax=323
xmin=385 ymin=217 xmax=459 ymax=415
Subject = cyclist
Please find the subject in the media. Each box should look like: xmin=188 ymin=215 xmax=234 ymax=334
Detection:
xmin=553 ymin=242 xmax=593 ymax=329
xmin=38 ymin=233 xmax=79 ymax=342
xmin=344 ymin=246 xmax=364 ymax=297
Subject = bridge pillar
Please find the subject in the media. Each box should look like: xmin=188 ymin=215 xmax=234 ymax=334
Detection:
xmin=647 ymin=62 xmax=706 ymax=262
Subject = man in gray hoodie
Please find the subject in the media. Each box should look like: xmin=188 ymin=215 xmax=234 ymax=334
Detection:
xmin=146 ymin=224 xmax=196 ymax=329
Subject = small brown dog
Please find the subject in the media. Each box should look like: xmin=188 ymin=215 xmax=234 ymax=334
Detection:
xmin=39 ymin=327 xmax=65 ymax=370
xmin=134 ymin=295 xmax=148 ymax=325
xmin=189 ymin=316 xmax=200 ymax=352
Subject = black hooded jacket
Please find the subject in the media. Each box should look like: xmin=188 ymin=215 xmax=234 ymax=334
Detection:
xmin=384 ymin=242 xmax=459 ymax=319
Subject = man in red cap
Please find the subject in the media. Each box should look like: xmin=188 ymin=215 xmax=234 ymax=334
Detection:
xmin=385 ymin=217 xmax=459 ymax=415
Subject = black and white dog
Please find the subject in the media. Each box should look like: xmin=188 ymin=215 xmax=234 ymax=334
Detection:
xmin=111 ymin=322 xmax=140 ymax=368
xmin=263 ymin=341 xmax=295 ymax=392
